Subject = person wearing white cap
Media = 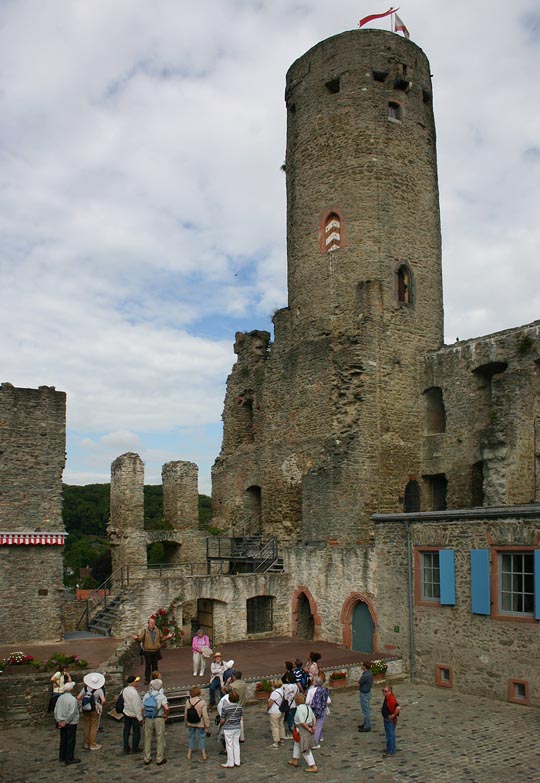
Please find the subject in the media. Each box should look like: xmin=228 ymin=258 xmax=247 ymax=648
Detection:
xmin=77 ymin=672 xmax=106 ymax=751
xmin=54 ymin=681 xmax=80 ymax=765
xmin=143 ymin=678 xmax=169 ymax=765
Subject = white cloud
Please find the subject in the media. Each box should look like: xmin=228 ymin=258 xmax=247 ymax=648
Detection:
xmin=1 ymin=0 xmax=539 ymax=492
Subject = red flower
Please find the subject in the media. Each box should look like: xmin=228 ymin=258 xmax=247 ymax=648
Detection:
xmin=158 ymin=608 xmax=166 ymax=616
xmin=162 ymin=627 xmax=169 ymax=634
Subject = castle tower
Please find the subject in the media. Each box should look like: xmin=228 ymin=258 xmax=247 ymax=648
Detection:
xmin=213 ymin=30 xmax=444 ymax=542
xmin=284 ymin=29 xmax=442 ymax=346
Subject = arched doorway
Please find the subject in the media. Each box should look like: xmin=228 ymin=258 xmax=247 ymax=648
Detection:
xmin=297 ymin=593 xmax=314 ymax=640
xmin=351 ymin=601 xmax=375 ymax=653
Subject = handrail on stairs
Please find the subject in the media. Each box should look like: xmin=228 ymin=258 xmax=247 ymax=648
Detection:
xmin=75 ymin=564 xmax=133 ymax=630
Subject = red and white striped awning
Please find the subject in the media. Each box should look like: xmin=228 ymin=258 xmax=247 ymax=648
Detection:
xmin=0 ymin=532 xmax=67 ymax=546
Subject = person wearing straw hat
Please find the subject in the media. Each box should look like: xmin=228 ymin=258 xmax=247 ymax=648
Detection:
xmin=209 ymin=652 xmax=234 ymax=709
xmin=77 ymin=672 xmax=105 ymax=751
xmin=54 ymin=681 xmax=80 ymax=765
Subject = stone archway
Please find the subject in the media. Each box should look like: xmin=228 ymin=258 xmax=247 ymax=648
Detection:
xmin=291 ymin=586 xmax=321 ymax=640
xmin=340 ymin=592 xmax=378 ymax=651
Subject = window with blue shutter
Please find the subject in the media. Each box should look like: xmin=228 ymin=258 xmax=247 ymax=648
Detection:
xmin=470 ymin=549 xmax=491 ymax=615
xmin=439 ymin=550 xmax=456 ymax=605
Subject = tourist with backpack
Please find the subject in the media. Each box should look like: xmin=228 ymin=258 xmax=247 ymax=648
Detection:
xmin=77 ymin=672 xmax=105 ymax=751
xmin=267 ymin=679 xmax=287 ymax=748
xmin=306 ymin=676 xmax=331 ymax=747
xmin=185 ymin=686 xmax=210 ymax=761
xmin=143 ymin=678 xmax=169 ymax=765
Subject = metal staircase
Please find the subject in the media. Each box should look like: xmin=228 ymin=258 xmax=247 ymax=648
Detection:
xmin=76 ymin=566 xmax=142 ymax=636
xmin=206 ymin=535 xmax=284 ymax=574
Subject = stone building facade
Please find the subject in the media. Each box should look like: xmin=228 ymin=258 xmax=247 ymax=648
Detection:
xmin=0 ymin=383 xmax=66 ymax=643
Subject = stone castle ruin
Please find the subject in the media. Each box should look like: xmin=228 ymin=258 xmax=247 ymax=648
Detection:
xmin=1 ymin=29 xmax=539 ymax=705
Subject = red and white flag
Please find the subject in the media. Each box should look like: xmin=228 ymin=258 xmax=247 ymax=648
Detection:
xmin=359 ymin=7 xmax=398 ymax=28
xmin=394 ymin=12 xmax=410 ymax=38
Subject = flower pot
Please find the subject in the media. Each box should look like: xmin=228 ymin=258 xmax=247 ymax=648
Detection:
xmin=373 ymin=672 xmax=386 ymax=682
xmin=329 ymin=679 xmax=347 ymax=688
xmin=255 ymin=690 xmax=270 ymax=700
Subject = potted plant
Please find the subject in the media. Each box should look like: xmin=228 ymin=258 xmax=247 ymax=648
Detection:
xmin=329 ymin=671 xmax=347 ymax=688
xmin=255 ymin=678 xmax=273 ymax=699
xmin=370 ymin=660 xmax=388 ymax=680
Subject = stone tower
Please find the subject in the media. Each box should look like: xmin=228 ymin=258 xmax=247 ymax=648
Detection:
xmin=213 ymin=29 xmax=443 ymax=542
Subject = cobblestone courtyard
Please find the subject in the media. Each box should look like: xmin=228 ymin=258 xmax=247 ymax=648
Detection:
xmin=1 ymin=682 xmax=539 ymax=783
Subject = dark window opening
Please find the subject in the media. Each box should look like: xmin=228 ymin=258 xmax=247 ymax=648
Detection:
xmin=246 ymin=595 xmax=273 ymax=633
xmin=373 ymin=70 xmax=388 ymax=82
xmin=423 ymin=387 xmax=446 ymax=434
xmin=325 ymin=78 xmax=340 ymax=94
xmin=422 ymin=89 xmax=432 ymax=104
xmin=287 ymin=102 xmax=296 ymax=113
xmin=471 ymin=461 xmax=484 ymax=506
xmin=397 ymin=264 xmax=412 ymax=304
xmin=404 ymin=480 xmax=420 ymax=512
xmin=423 ymin=474 xmax=448 ymax=511
xmin=473 ymin=361 xmax=508 ymax=380
xmin=388 ymin=101 xmax=401 ymax=121
xmin=394 ymin=77 xmax=410 ymax=91
xmin=244 ymin=485 xmax=262 ymax=533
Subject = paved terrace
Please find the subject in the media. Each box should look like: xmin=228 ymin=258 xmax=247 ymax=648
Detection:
xmin=0 ymin=637 xmax=387 ymax=688
xmin=2 ymin=680 xmax=539 ymax=782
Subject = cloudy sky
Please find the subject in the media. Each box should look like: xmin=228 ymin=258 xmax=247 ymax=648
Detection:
xmin=1 ymin=1 xmax=539 ymax=494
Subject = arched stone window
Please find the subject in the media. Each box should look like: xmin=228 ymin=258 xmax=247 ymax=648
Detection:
xmin=397 ymin=263 xmax=413 ymax=306
xmin=324 ymin=211 xmax=341 ymax=252
xmin=423 ymin=387 xmax=446 ymax=434
xmin=319 ymin=209 xmax=347 ymax=254
xmin=404 ymin=480 xmax=420 ymax=512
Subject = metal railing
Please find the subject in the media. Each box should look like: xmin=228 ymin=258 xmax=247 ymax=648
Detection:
xmin=76 ymin=564 xmax=137 ymax=630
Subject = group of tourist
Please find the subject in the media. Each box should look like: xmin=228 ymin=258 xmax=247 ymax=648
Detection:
xmin=50 ymin=620 xmax=401 ymax=769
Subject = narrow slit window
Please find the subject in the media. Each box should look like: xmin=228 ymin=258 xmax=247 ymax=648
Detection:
xmin=388 ymin=102 xmax=401 ymax=121
xmin=324 ymin=212 xmax=341 ymax=252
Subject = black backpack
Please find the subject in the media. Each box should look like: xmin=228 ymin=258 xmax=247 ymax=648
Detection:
xmin=115 ymin=689 xmax=125 ymax=713
xmin=186 ymin=699 xmax=201 ymax=723
xmin=81 ymin=687 xmax=96 ymax=712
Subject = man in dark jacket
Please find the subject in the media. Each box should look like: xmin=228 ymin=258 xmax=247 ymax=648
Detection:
xmin=358 ymin=661 xmax=373 ymax=732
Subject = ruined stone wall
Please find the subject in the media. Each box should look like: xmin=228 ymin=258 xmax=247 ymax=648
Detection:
xmin=0 ymin=384 xmax=66 ymax=643
xmin=113 ymin=571 xmax=294 ymax=645
xmin=162 ymin=460 xmax=199 ymax=530
xmin=374 ymin=507 xmax=540 ymax=706
xmin=108 ymin=452 xmax=147 ymax=571
xmin=422 ymin=321 xmax=540 ymax=509
xmin=108 ymin=454 xmax=207 ymax=574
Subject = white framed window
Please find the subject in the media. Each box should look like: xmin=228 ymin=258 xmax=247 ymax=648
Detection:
xmin=421 ymin=551 xmax=440 ymax=601
xmin=499 ymin=552 xmax=534 ymax=616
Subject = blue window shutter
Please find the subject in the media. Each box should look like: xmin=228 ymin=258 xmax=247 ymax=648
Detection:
xmin=470 ymin=549 xmax=490 ymax=615
xmin=439 ymin=550 xmax=455 ymax=605
xmin=534 ymin=550 xmax=540 ymax=621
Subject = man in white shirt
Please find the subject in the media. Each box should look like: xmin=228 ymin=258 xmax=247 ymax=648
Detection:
xmin=122 ymin=675 xmax=143 ymax=753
